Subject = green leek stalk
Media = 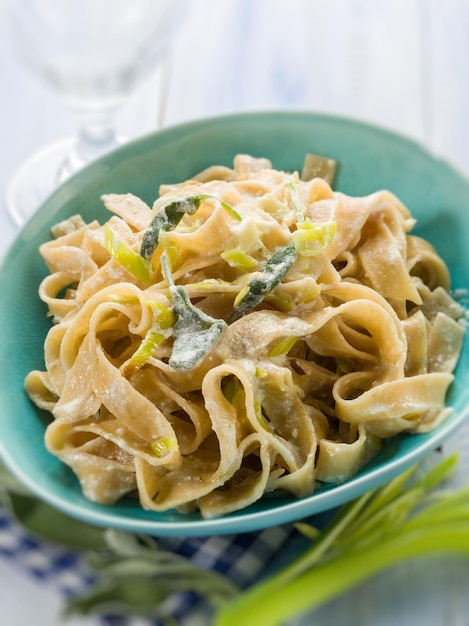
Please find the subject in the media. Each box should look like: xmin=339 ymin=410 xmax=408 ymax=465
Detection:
xmin=215 ymin=454 xmax=469 ymax=626
xmin=216 ymin=524 xmax=469 ymax=626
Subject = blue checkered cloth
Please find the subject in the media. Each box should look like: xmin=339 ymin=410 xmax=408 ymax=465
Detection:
xmin=2 ymin=423 xmax=468 ymax=625
xmin=0 ymin=505 xmax=298 ymax=625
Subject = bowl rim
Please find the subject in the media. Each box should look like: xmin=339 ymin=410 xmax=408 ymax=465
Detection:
xmin=0 ymin=109 xmax=467 ymax=536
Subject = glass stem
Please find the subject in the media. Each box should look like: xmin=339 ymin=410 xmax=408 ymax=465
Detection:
xmin=57 ymin=102 xmax=123 ymax=183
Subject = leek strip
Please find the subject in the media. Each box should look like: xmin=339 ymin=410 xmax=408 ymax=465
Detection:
xmin=127 ymin=331 xmax=165 ymax=371
xmin=151 ymin=437 xmax=178 ymax=458
xmin=267 ymin=336 xmax=299 ymax=357
xmin=264 ymin=293 xmax=295 ymax=312
xmin=301 ymin=153 xmax=337 ymax=184
xmin=292 ymin=220 xmax=337 ymax=257
xmin=221 ymin=249 xmax=259 ymax=271
xmin=254 ymin=397 xmax=273 ymax=432
xmin=104 ymin=227 xmax=155 ymax=286
xmin=125 ymin=303 xmax=174 ymax=372
xmin=286 ymin=181 xmax=305 ymax=223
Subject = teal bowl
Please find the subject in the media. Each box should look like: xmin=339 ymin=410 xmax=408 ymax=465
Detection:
xmin=0 ymin=112 xmax=467 ymax=536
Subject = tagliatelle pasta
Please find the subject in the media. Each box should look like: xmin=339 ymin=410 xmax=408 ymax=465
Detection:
xmin=25 ymin=154 xmax=465 ymax=518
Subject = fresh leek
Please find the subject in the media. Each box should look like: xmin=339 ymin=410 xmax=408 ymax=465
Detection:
xmin=150 ymin=437 xmax=178 ymax=458
xmin=125 ymin=303 xmax=175 ymax=372
xmin=267 ymin=336 xmax=299 ymax=357
xmin=221 ymin=249 xmax=259 ymax=271
xmin=215 ymin=453 xmax=469 ymax=626
xmin=286 ymin=181 xmax=305 ymax=223
xmin=292 ymin=219 xmax=337 ymax=257
xmin=104 ymin=226 xmax=155 ymax=286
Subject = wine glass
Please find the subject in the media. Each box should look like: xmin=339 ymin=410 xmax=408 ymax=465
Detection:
xmin=3 ymin=0 xmax=185 ymax=226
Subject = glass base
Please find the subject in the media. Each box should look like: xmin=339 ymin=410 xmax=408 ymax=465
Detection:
xmin=7 ymin=135 xmax=125 ymax=227
xmin=7 ymin=137 xmax=79 ymax=226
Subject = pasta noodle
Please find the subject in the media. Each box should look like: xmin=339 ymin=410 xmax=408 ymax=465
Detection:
xmin=25 ymin=154 xmax=465 ymax=518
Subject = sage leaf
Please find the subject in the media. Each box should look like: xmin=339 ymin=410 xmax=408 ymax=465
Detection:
xmin=0 ymin=464 xmax=237 ymax=620
xmin=0 ymin=462 xmax=107 ymax=550
xmin=161 ymin=253 xmax=227 ymax=370
xmin=170 ymin=286 xmax=227 ymax=369
xmin=64 ymin=576 xmax=171 ymax=617
xmin=228 ymin=241 xmax=298 ymax=323
xmin=141 ymin=196 xmax=200 ymax=260
xmin=5 ymin=491 xmax=107 ymax=551
xmin=140 ymin=194 xmax=241 ymax=260
xmin=0 ymin=462 xmax=32 ymax=496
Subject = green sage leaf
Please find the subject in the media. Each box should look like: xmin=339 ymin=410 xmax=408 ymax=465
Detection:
xmin=140 ymin=194 xmax=241 ymax=260
xmin=6 ymin=491 xmax=107 ymax=551
xmin=229 ymin=242 xmax=298 ymax=322
xmin=161 ymin=253 xmax=227 ymax=369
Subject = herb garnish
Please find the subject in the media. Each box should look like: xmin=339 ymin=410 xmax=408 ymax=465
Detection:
xmin=140 ymin=194 xmax=241 ymax=261
xmin=161 ymin=253 xmax=227 ymax=370
xmin=228 ymin=242 xmax=298 ymax=323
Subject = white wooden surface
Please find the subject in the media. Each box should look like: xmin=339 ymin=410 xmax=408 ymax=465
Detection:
xmin=1 ymin=1 xmax=469 ymax=624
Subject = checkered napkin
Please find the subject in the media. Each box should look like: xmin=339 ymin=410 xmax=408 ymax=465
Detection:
xmin=0 ymin=505 xmax=299 ymax=625
xmin=2 ymin=421 xmax=468 ymax=625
